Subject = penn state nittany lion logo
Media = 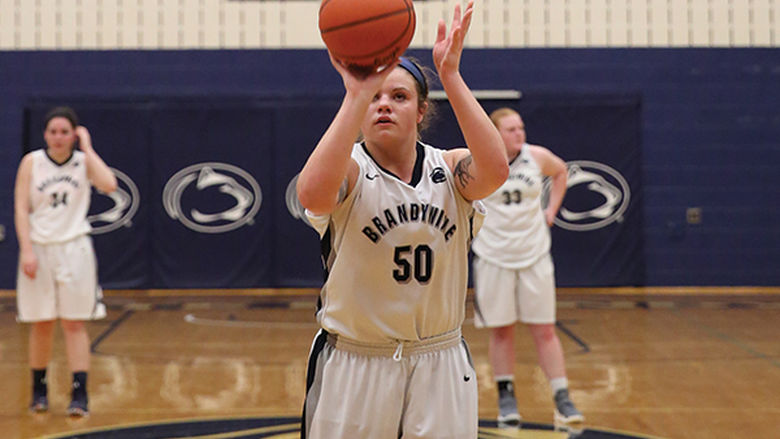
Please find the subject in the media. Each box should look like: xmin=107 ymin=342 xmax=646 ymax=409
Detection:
xmin=285 ymin=173 xmax=310 ymax=226
xmin=87 ymin=167 xmax=140 ymax=234
xmin=543 ymin=160 xmax=631 ymax=232
xmin=430 ymin=167 xmax=447 ymax=183
xmin=163 ymin=162 xmax=262 ymax=234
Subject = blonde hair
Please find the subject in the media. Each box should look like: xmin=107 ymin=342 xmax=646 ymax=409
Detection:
xmin=489 ymin=107 xmax=520 ymax=128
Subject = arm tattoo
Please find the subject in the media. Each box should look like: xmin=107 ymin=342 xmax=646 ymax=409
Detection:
xmin=454 ymin=155 xmax=475 ymax=188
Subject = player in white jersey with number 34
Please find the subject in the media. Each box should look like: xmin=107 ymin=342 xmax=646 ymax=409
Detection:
xmin=14 ymin=107 xmax=117 ymax=417
xmin=295 ymin=2 xmax=508 ymax=438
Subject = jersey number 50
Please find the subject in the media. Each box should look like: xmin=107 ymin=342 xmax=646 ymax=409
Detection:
xmin=393 ymin=245 xmax=433 ymax=284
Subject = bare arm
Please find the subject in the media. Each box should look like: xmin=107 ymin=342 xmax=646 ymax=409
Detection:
xmin=77 ymin=126 xmax=117 ymax=194
xmin=435 ymin=1 xmax=508 ymax=200
xmin=296 ymin=55 xmax=398 ymax=215
xmin=531 ymin=145 xmax=568 ymax=226
xmin=14 ymin=154 xmax=37 ymax=279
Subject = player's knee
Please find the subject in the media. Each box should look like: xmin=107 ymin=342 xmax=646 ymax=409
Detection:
xmin=529 ymin=323 xmax=556 ymax=342
xmin=31 ymin=320 xmax=56 ymax=334
xmin=60 ymin=319 xmax=86 ymax=333
xmin=492 ymin=325 xmax=515 ymax=341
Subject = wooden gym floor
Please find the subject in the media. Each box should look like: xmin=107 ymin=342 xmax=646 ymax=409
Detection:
xmin=0 ymin=287 xmax=778 ymax=439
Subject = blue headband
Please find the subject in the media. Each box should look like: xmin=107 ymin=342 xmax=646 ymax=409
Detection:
xmin=398 ymin=57 xmax=428 ymax=98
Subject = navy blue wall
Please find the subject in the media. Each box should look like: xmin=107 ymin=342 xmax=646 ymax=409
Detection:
xmin=1 ymin=48 xmax=778 ymax=287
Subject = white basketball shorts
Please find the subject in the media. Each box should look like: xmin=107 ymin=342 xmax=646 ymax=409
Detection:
xmin=303 ymin=329 xmax=478 ymax=439
xmin=17 ymin=234 xmax=106 ymax=322
xmin=472 ymin=253 xmax=556 ymax=327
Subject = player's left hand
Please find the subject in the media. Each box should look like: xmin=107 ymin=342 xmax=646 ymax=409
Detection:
xmin=75 ymin=126 xmax=92 ymax=151
xmin=433 ymin=0 xmax=474 ymax=75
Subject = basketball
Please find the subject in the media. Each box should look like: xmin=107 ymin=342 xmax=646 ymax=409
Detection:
xmin=319 ymin=0 xmax=416 ymax=71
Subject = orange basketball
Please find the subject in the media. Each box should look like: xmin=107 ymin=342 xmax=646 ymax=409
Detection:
xmin=319 ymin=0 xmax=416 ymax=71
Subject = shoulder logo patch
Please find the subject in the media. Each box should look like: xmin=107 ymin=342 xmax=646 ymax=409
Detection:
xmin=430 ymin=167 xmax=446 ymax=184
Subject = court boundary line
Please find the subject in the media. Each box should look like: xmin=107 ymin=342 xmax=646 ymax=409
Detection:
xmin=90 ymin=310 xmax=134 ymax=354
xmin=3 ymin=286 xmax=780 ymax=299
xmin=556 ymin=320 xmax=591 ymax=353
xmin=183 ymin=313 xmax=316 ymax=329
xmin=34 ymin=415 xmax=301 ymax=439
xmin=32 ymin=415 xmax=671 ymax=439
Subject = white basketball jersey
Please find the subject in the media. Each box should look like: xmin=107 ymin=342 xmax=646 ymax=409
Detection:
xmin=472 ymin=145 xmax=550 ymax=269
xmin=306 ymin=142 xmax=485 ymax=344
xmin=28 ymin=149 xmax=92 ymax=244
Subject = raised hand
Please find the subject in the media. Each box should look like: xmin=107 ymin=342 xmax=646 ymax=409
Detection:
xmin=432 ymin=0 xmax=474 ymax=76
xmin=75 ymin=126 xmax=93 ymax=152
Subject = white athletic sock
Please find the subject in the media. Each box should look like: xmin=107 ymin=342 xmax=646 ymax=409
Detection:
xmin=495 ymin=374 xmax=515 ymax=383
xmin=550 ymin=377 xmax=568 ymax=395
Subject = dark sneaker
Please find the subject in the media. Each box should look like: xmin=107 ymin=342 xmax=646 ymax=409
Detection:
xmin=29 ymin=394 xmax=49 ymax=413
xmin=66 ymin=397 xmax=89 ymax=417
xmin=497 ymin=387 xmax=521 ymax=428
xmin=554 ymin=389 xmax=584 ymax=424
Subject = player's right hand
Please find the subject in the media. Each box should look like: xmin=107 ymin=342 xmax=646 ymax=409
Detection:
xmin=21 ymin=250 xmax=38 ymax=279
xmin=328 ymin=51 xmax=399 ymax=97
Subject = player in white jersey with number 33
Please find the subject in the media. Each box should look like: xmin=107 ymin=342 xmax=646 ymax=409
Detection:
xmin=471 ymin=107 xmax=584 ymax=427
xmin=295 ymin=2 xmax=508 ymax=437
xmin=14 ymin=106 xmax=117 ymax=417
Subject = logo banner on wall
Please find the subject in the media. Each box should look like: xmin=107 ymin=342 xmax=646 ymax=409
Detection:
xmin=426 ymin=93 xmax=645 ymax=286
xmin=24 ymin=101 xmax=279 ymax=288
xmin=148 ymin=103 xmax=275 ymax=288
xmin=516 ymin=94 xmax=645 ymax=286
xmin=25 ymin=93 xmax=642 ymax=289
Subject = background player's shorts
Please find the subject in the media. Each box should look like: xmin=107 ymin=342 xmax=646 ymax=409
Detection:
xmin=303 ymin=329 xmax=478 ymax=439
xmin=472 ymin=253 xmax=556 ymax=327
xmin=17 ymin=234 xmax=106 ymax=322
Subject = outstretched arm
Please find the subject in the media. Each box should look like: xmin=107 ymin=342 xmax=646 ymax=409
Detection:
xmin=436 ymin=1 xmax=508 ymax=200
